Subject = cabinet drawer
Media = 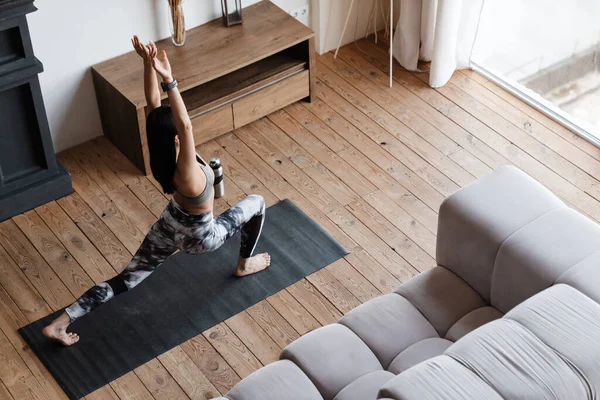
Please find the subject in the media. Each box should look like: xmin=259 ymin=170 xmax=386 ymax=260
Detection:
xmin=233 ymin=70 xmax=309 ymax=128
xmin=191 ymin=104 xmax=234 ymax=144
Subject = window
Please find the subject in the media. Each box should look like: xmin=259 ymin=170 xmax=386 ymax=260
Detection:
xmin=471 ymin=0 xmax=600 ymax=142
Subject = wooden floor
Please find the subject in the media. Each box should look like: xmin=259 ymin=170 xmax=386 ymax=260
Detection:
xmin=3 ymin=37 xmax=600 ymax=400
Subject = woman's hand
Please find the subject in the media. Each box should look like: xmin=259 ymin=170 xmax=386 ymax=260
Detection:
xmin=152 ymin=49 xmax=174 ymax=83
xmin=131 ymin=35 xmax=156 ymax=64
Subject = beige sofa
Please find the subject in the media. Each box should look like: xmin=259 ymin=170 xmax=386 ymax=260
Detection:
xmin=213 ymin=166 xmax=600 ymax=400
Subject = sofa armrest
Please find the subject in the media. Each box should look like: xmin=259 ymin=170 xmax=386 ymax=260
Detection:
xmin=437 ymin=166 xmax=563 ymax=302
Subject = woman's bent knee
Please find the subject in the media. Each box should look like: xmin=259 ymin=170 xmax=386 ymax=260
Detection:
xmin=247 ymin=194 xmax=265 ymax=212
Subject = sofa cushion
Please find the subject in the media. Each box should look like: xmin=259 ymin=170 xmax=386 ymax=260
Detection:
xmin=225 ymin=360 xmax=323 ymax=400
xmin=339 ymin=293 xmax=437 ymax=369
xmin=445 ymin=306 xmax=503 ymax=342
xmin=437 ymin=165 xmax=564 ymax=302
xmin=332 ymin=371 xmax=394 ymax=400
xmin=557 ymin=249 xmax=600 ymax=304
xmin=280 ymin=323 xmax=382 ymax=400
xmin=395 ymin=267 xmax=486 ymax=336
xmin=387 ymin=338 xmax=453 ymax=374
xmin=378 ymin=356 xmax=502 ymax=400
xmin=506 ymin=284 xmax=600 ymax=394
xmin=445 ymin=319 xmax=589 ymax=399
xmin=491 ymin=207 xmax=600 ymax=313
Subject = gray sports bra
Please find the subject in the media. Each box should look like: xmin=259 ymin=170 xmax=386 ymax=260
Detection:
xmin=175 ymin=154 xmax=215 ymax=204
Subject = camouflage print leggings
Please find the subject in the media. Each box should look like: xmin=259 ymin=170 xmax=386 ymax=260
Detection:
xmin=65 ymin=194 xmax=265 ymax=322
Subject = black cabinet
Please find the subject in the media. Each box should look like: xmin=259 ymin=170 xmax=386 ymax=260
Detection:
xmin=0 ymin=0 xmax=72 ymax=222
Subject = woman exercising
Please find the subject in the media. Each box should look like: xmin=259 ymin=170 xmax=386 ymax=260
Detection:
xmin=43 ymin=36 xmax=270 ymax=346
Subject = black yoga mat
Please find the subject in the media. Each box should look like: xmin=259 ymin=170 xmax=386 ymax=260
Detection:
xmin=19 ymin=199 xmax=349 ymax=399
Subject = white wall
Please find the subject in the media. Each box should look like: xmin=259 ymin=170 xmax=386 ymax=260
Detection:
xmin=27 ymin=0 xmax=303 ymax=153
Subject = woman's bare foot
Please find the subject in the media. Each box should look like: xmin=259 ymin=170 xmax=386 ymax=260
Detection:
xmin=234 ymin=253 xmax=271 ymax=277
xmin=42 ymin=312 xmax=79 ymax=346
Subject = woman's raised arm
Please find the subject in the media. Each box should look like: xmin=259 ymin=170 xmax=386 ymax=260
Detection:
xmin=152 ymin=49 xmax=196 ymax=177
xmin=131 ymin=36 xmax=161 ymax=111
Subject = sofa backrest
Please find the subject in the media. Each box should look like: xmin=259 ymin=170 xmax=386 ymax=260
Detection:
xmin=437 ymin=166 xmax=600 ymax=313
xmin=378 ymin=284 xmax=600 ymax=399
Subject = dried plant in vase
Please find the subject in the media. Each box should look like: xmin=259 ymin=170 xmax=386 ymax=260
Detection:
xmin=168 ymin=0 xmax=186 ymax=46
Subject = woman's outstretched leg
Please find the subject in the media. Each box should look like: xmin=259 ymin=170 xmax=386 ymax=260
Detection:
xmin=200 ymin=194 xmax=270 ymax=276
xmin=43 ymin=219 xmax=177 ymax=346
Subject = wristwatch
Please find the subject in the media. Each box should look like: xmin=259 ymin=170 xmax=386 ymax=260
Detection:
xmin=161 ymin=78 xmax=178 ymax=92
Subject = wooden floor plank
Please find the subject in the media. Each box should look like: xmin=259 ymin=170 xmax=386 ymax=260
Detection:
xmin=235 ymin=125 xmax=340 ymax=214
xmin=180 ymin=335 xmax=241 ymax=395
xmin=0 ymin=220 xmax=73 ymax=311
xmin=225 ymin=312 xmax=281 ymax=365
xmin=324 ymin=258 xmax=381 ymax=302
xmin=90 ymin=136 xmax=170 ymax=209
xmin=203 ymin=323 xmax=263 ymax=380
xmin=57 ymin=153 xmax=146 ymax=254
xmin=303 ymin=98 xmax=439 ymax=232
xmin=364 ymin=190 xmax=437 ymax=257
xmin=268 ymin=107 xmax=378 ymax=197
xmin=157 ymin=347 xmax=220 ymax=400
xmin=68 ymin=143 xmax=125 ymax=194
xmin=245 ymin=300 xmax=300 ymax=349
xmin=365 ymin=58 xmax=600 ymax=222
xmin=452 ymin=70 xmax=600 ymax=182
xmin=286 ymin=279 xmax=342 ymax=326
xmin=12 ymin=210 xmax=94 ymax=298
xmin=422 ymin=77 xmax=600 ymax=221
xmin=333 ymin=48 xmax=493 ymax=179
xmin=306 ymin=268 xmax=362 ymax=314
xmin=317 ymin=55 xmax=475 ymax=189
xmin=107 ymin=186 xmax=158 ymax=234
xmin=345 ymin=198 xmax=435 ymax=272
xmin=0 ymin=243 xmax=51 ymax=321
xmin=36 ymin=201 xmax=116 ymax=283
xmin=85 ymin=386 xmax=121 ymax=400
xmin=343 ymin=247 xmax=401 ymax=294
xmin=0 ymin=285 xmax=67 ymax=400
xmin=0 ymin=328 xmax=49 ymax=400
xmin=133 ymin=359 xmax=190 ymax=400
xmin=349 ymin=40 xmax=507 ymax=172
xmin=439 ymin=74 xmax=600 ymax=201
xmin=266 ymin=290 xmax=321 ymax=336
xmin=0 ymin=382 xmax=14 ymax=400
xmin=309 ymin=81 xmax=445 ymax=216
xmin=108 ymin=371 xmax=155 ymax=400
xmin=57 ymin=193 xmax=132 ymax=270
xmin=253 ymin=117 xmax=359 ymax=205
xmin=327 ymin=206 xmax=417 ymax=283
xmin=461 ymin=69 xmax=600 ymax=162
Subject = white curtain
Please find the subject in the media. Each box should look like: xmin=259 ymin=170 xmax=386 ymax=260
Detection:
xmin=393 ymin=0 xmax=484 ymax=88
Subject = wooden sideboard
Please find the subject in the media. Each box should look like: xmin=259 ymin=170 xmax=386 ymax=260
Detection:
xmin=92 ymin=1 xmax=315 ymax=175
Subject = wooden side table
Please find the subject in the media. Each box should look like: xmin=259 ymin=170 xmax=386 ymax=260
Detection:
xmin=92 ymin=1 xmax=315 ymax=175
